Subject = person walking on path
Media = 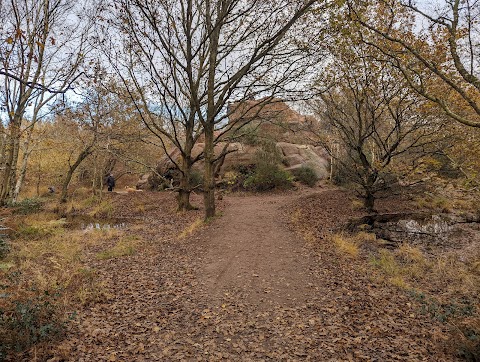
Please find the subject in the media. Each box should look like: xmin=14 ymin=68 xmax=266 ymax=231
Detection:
xmin=107 ymin=174 xmax=115 ymax=192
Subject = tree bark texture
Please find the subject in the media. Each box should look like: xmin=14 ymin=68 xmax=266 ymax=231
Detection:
xmin=177 ymin=156 xmax=195 ymax=211
xmin=203 ymin=124 xmax=216 ymax=219
xmin=60 ymin=149 xmax=93 ymax=203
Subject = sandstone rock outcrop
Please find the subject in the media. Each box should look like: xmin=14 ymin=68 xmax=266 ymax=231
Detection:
xmin=227 ymin=97 xmax=318 ymax=144
xmin=276 ymin=142 xmax=329 ymax=179
xmin=137 ymin=98 xmax=329 ymax=189
xmin=151 ymin=141 xmax=328 ymax=180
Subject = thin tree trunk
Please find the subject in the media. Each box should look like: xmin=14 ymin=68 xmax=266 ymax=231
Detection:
xmin=203 ymin=0 xmax=220 ymax=220
xmin=0 ymin=132 xmax=7 ymax=170
xmin=0 ymin=135 xmax=13 ymax=203
xmin=13 ymin=127 xmax=34 ymax=202
xmin=60 ymin=149 xmax=93 ymax=203
xmin=92 ymin=154 xmax=98 ymax=196
xmin=36 ymin=161 xmax=41 ymax=196
xmin=177 ymin=157 xmax=194 ymax=211
xmin=8 ymin=133 xmax=21 ymax=201
xmin=0 ymin=123 xmax=19 ymax=205
xmin=203 ymin=124 xmax=216 ymax=219
xmin=13 ymin=149 xmax=31 ymax=203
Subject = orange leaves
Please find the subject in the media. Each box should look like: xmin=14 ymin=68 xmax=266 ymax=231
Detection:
xmin=5 ymin=28 xmax=25 ymax=44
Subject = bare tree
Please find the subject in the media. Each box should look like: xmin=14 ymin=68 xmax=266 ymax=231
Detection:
xmin=106 ymin=0 xmax=327 ymax=217
xmin=57 ymin=103 xmax=99 ymax=202
xmin=348 ymin=0 xmax=480 ymax=128
xmin=313 ymin=42 xmax=443 ymax=211
xmin=0 ymin=0 xmax=95 ymax=204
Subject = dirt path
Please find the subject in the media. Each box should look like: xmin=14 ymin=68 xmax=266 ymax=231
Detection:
xmin=201 ymin=193 xmax=316 ymax=307
xmin=45 ymin=190 xmax=456 ymax=361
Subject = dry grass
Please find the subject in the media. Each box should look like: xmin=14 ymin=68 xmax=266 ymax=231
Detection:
xmin=369 ymin=241 xmax=480 ymax=308
xmin=0 ymin=198 xmax=126 ymax=355
xmin=84 ymin=228 xmax=123 ymax=247
xmin=370 ymin=245 xmax=430 ymax=289
xmin=178 ymin=218 xmax=204 ymax=239
xmin=370 ymin=249 xmax=400 ymax=276
xmin=88 ymin=199 xmax=114 ymax=218
xmin=96 ymin=239 xmax=138 ymax=260
xmin=398 ymin=243 xmax=425 ymax=264
xmin=413 ymin=193 xmax=476 ymax=213
xmin=330 ymin=233 xmax=359 ymax=258
xmin=22 ymin=211 xmax=60 ymax=225
xmin=431 ymin=253 xmax=480 ymax=296
xmin=353 ymin=231 xmax=377 ymax=243
xmin=0 ymin=262 xmax=13 ymax=271
xmin=74 ymin=267 xmax=109 ymax=306
xmin=0 ymin=186 xmax=169 ymax=358
xmin=390 ymin=275 xmax=409 ymax=289
xmin=14 ymin=230 xmax=85 ymax=294
xmin=290 ymin=209 xmax=302 ymax=224
xmin=350 ymin=199 xmax=364 ymax=211
xmin=301 ymin=230 xmax=317 ymax=243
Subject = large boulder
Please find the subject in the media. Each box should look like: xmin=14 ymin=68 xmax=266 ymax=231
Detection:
xmin=136 ymin=173 xmax=166 ymax=190
xmin=276 ymin=142 xmax=330 ymax=179
xmin=156 ymin=142 xmax=247 ymax=176
xmin=154 ymin=141 xmax=329 ymax=180
xmin=227 ymin=97 xmax=319 ymax=144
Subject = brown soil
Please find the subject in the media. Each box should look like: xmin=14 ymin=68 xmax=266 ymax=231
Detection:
xmin=200 ymin=191 xmax=317 ymax=307
xmin=31 ymin=187 xmax=460 ymax=361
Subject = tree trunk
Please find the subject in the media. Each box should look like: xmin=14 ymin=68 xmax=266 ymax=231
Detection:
xmin=60 ymin=149 xmax=93 ymax=203
xmin=60 ymin=167 xmax=76 ymax=203
xmin=0 ymin=132 xmax=7 ymax=170
xmin=8 ymin=133 xmax=21 ymax=202
xmin=13 ymin=128 xmax=34 ymax=202
xmin=203 ymin=125 xmax=216 ymax=219
xmin=177 ymin=157 xmax=195 ymax=211
xmin=364 ymin=191 xmax=375 ymax=213
xmin=177 ymin=189 xmax=193 ymax=211
xmin=177 ymin=169 xmax=194 ymax=211
xmin=36 ymin=161 xmax=41 ymax=197
xmin=13 ymin=149 xmax=31 ymax=203
xmin=0 ymin=121 xmax=20 ymax=205
xmin=91 ymin=154 xmax=100 ymax=197
xmin=203 ymin=0 xmax=220 ymax=220
xmin=0 ymin=136 xmax=14 ymax=205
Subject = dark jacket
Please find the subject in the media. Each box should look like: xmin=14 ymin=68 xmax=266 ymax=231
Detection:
xmin=106 ymin=175 xmax=115 ymax=188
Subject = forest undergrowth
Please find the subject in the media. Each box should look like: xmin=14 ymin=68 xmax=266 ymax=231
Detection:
xmin=289 ymin=185 xmax=480 ymax=361
xmin=0 ymin=183 xmax=479 ymax=361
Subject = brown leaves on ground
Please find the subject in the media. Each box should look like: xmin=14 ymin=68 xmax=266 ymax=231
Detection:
xmin=289 ymin=187 xmax=479 ymax=361
xmin=7 ymin=187 xmax=475 ymax=361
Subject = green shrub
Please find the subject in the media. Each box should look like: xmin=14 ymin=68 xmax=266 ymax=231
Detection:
xmin=0 ymin=236 xmax=9 ymax=259
xmin=243 ymin=140 xmax=293 ymax=191
xmin=11 ymin=198 xmax=43 ymax=215
xmin=0 ymin=289 xmax=71 ymax=355
xmin=0 ymin=222 xmax=9 ymax=259
xmin=16 ymin=225 xmax=45 ymax=239
xmin=244 ymin=163 xmax=293 ymax=191
xmin=456 ymin=318 xmax=480 ymax=361
xmin=293 ymin=166 xmax=318 ymax=187
xmin=189 ymin=170 xmax=203 ymax=188
xmin=239 ymin=125 xmax=261 ymax=145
